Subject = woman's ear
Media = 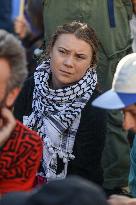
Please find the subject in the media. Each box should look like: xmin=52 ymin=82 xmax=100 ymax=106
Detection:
xmin=6 ymin=87 xmax=20 ymax=108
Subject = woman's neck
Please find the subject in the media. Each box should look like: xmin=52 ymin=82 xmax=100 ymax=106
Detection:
xmin=49 ymin=74 xmax=75 ymax=89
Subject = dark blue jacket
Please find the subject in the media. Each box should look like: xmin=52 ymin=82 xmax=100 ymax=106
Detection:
xmin=0 ymin=0 xmax=13 ymax=33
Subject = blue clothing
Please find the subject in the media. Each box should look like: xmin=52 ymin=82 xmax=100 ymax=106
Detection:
xmin=129 ymin=136 xmax=136 ymax=197
xmin=11 ymin=0 xmax=21 ymax=20
xmin=0 ymin=0 xmax=13 ymax=33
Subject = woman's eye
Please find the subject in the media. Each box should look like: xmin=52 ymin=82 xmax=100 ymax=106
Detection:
xmin=76 ymin=55 xmax=85 ymax=60
xmin=59 ymin=49 xmax=65 ymax=54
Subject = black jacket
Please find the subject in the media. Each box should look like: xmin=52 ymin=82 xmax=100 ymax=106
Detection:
xmin=14 ymin=76 xmax=107 ymax=185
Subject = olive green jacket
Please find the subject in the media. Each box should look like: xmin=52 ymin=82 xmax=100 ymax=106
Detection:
xmin=43 ymin=0 xmax=132 ymax=57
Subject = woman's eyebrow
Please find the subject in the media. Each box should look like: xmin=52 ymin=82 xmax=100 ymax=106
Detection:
xmin=58 ymin=47 xmax=69 ymax=52
xmin=76 ymin=53 xmax=87 ymax=56
xmin=58 ymin=46 xmax=88 ymax=57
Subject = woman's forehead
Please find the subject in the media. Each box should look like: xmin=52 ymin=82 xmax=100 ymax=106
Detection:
xmin=54 ymin=33 xmax=92 ymax=52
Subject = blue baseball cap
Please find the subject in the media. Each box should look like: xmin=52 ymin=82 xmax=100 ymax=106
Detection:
xmin=92 ymin=53 xmax=136 ymax=109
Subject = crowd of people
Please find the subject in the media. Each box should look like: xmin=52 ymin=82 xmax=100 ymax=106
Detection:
xmin=0 ymin=0 xmax=136 ymax=205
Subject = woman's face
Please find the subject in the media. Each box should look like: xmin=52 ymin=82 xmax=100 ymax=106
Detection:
xmin=50 ymin=34 xmax=93 ymax=89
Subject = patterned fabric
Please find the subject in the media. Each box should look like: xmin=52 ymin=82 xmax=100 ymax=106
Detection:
xmin=23 ymin=60 xmax=97 ymax=180
xmin=0 ymin=120 xmax=42 ymax=195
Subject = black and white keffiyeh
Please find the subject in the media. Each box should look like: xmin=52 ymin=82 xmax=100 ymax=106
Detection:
xmin=23 ymin=59 xmax=97 ymax=180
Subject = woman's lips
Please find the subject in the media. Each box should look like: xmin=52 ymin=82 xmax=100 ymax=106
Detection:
xmin=60 ymin=70 xmax=72 ymax=75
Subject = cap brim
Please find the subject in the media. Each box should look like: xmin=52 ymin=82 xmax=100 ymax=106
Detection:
xmin=92 ymin=90 xmax=136 ymax=109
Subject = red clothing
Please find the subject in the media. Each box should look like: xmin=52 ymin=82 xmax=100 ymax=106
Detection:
xmin=0 ymin=120 xmax=42 ymax=195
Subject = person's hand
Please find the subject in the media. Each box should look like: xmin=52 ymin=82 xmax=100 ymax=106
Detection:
xmin=14 ymin=15 xmax=30 ymax=39
xmin=108 ymin=195 xmax=136 ymax=205
xmin=131 ymin=0 xmax=136 ymax=14
xmin=0 ymin=108 xmax=16 ymax=146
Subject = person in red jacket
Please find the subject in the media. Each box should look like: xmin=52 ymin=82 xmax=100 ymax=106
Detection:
xmin=0 ymin=29 xmax=42 ymax=195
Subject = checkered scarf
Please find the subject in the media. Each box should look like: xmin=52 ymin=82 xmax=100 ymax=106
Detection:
xmin=23 ymin=59 xmax=97 ymax=180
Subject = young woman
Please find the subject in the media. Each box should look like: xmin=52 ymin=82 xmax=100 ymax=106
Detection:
xmin=14 ymin=21 xmax=106 ymax=185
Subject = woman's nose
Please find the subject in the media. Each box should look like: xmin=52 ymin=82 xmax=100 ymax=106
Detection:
xmin=64 ymin=56 xmax=74 ymax=67
xmin=123 ymin=112 xmax=135 ymax=132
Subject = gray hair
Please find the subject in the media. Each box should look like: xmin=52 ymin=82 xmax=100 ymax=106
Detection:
xmin=0 ymin=29 xmax=28 ymax=90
